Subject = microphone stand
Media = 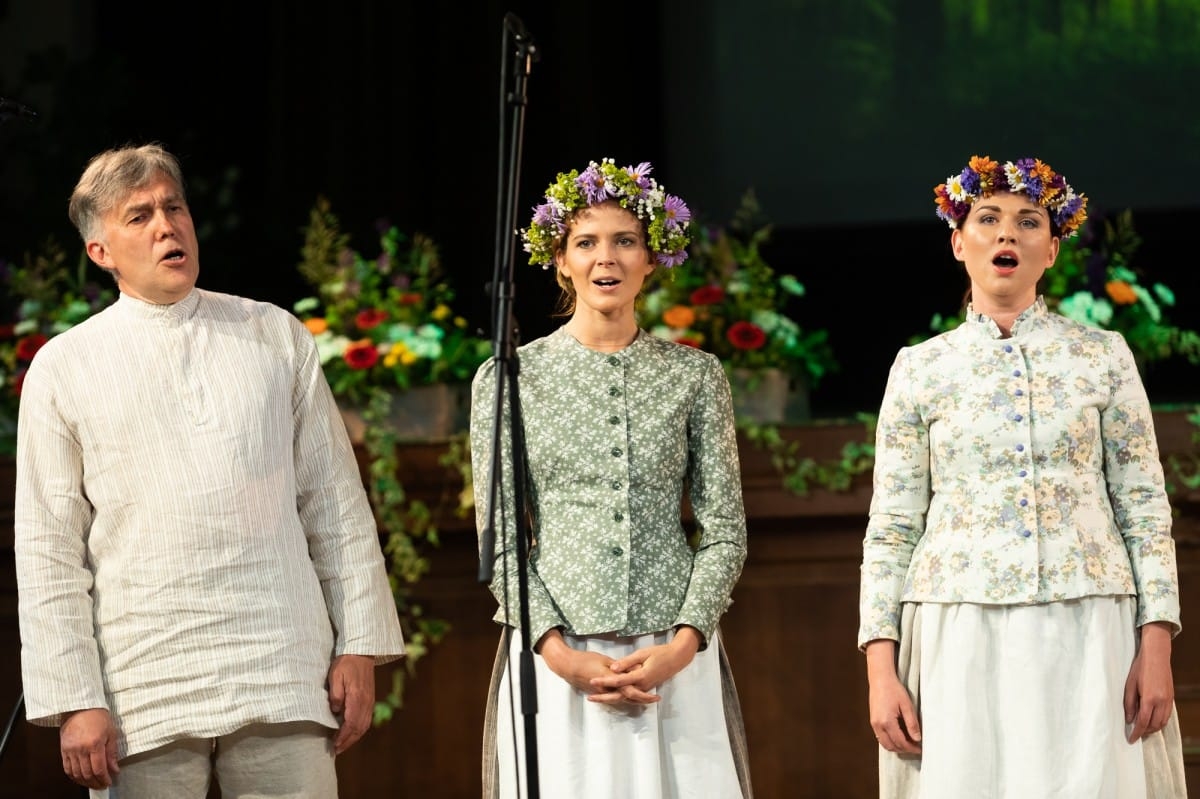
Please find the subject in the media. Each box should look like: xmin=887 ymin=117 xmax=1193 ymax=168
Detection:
xmin=479 ymin=11 xmax=540 ymax=798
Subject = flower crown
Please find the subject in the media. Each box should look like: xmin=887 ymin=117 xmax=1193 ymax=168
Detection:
xmin=933 ymin=155 xmax=1088 ymax=238
xmin=522 ymin=158 xmax=693 ymax=269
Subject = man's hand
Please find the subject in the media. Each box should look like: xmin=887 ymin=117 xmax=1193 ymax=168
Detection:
xmin=328 ymin=654 xmax=376 ymax=754
xmin=60 ymin=708 xmax=120 ymax=789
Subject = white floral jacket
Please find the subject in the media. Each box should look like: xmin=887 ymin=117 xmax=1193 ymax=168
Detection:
xmin=858 ymin=298 xmax=1180 ymax=649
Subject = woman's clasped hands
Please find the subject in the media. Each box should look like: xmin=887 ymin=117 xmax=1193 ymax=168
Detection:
xmin=537 ymin=626 xmax=702 ymax=707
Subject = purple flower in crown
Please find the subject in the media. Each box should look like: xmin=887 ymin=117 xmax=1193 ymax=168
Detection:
xmin=664 ymin=195 xmax=691 ymax=229
xmin=626 ymin=161 xmax=654 ymax=191
xmin=959 ymin=167 xmax=981 ymax=195
xmin=657 ymin=248 xmax=688 ymax=268
xmin=1010 ymin=158 xmax=1041 ymax=199
xmin=531 ymin=202 xmax=564 ymax=235
xmin=577 ymin=163 xmax=616 ymax=205
xmin=1060 ymin=194 xmax=1085 ymax=220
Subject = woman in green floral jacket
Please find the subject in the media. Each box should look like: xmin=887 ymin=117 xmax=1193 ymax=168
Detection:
xmin=472 ymin=158 xmax=752 ymax=799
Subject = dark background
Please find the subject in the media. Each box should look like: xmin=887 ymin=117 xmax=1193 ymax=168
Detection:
xmin=1 ymin=0 xmax=1196 ymax=417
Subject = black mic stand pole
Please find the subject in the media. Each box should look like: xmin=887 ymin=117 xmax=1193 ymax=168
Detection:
xmin=479 ymin=11 xmax=540 ymax=799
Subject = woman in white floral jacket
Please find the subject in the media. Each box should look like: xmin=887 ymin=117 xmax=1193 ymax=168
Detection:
xmin=472 ymin=159 xmax=752 ymax=799
xmin=858 ymin=155 xmax=1185 ymax=798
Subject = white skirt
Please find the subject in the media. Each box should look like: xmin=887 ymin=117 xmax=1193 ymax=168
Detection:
xmin=880 ymin=596 xmax=1187 ymax=799
xmin=485 ymin=627 xmax=749 ymax=799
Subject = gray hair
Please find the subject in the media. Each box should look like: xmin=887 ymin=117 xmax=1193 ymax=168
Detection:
xmin=68 ymin=143 xmax=187 ymax=241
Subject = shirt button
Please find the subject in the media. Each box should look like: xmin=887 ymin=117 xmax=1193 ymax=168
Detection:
xmin=607 ymin=356 xmax=620 ymax=366
xmin=611 ymin=480 xmax=621 ymax=490
xmin=609 ymin=415 xmax=620 ymax=425
xmin=1018 ymin=470 xmax=1028 ymax=477
xmin=1019 ymin=498 xmax=1028 ymax=507
xmin=611 ymin=448 xmax=622 ymax=457
xmin=1015 ymin=389 xmax=1024 ymax=396
xmin=611 ymin=546 xmax=623 ymax=556
xmin=1004 ymin=345 xmax=1013 ymax=353
xmin=1015 ymin=444 xmax=1024 ymax=452
xmin=1012 ymin=369 xmax=1022 ymax=377
xmin=609 ymin=386 xmax=620 ymax=396
xmin=613 ymin=511 xmax=624 ymax=522
xmin=1013 ymin=414 xmax=1023 ymax=421
xmin=1021 ymin=530 xmax=1032 ymax=538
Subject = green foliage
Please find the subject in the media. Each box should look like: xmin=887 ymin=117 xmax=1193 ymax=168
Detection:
xmin=0 ymin=240 xmax=116 ymax=454
xmin=294 ymin=202 xmax=489 ymax=723
xmin=358 ymin=387 xmax=454 ymax=724
xmin=1164 ymin=405 xmax=1200 ymax=498
xmin=740 ymin=413 xmax=877 ymax=496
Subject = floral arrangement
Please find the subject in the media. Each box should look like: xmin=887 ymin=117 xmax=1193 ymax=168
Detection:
xmin=293 ymin=196 xmax=490 ymax=723
xmin=0 ymin=241 xmax=115 ymax=454
xmin=640 ymin=190 xmax=837 ymax=389
xmin=915 ymin=209 xmax=1200 ymax=370
xmin=934 ymin=155 xmax=1089 ymax=238
xmin=293 ymin=196 xmax=492 ymax=405
xmin=1046 ymin=209 xmax=1200 ymax=367
xmin=522 ymin=158 xmax=692 ymax=268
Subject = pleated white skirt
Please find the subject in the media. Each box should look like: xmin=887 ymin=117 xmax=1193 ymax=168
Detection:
xmin=880 ymin=596 xmax=1186 ymax=799
xmin=489 ymin=628 xmax=747 ymax=799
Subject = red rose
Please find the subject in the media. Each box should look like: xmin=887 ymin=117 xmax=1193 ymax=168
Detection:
xmin=726 ymin=321 xmax=766 ymax=351
xmin=689 ymin=285 xmax=725 ymax=306
xmin=14 ymin=333 xmax=48 ymax=361
xmin=355 ymin=309 xmax=388 ymax=330
xmin=343 ymin=339 xmax=380 ymax=369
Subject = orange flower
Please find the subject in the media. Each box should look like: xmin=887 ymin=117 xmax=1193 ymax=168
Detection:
xmin=662 ymin=305 xmax=696 ymax=328
xmin=968 ymin=155 xmax=999 ymax=174
xmin=304 ymin=317 xmax=328 ymax=335
xmin=1105 ymin=280 xmax=1138 ymax=306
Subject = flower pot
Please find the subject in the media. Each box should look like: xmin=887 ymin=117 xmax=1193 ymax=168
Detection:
xmin=729 ymin=368 xmax=810 ymax=424
xmin=338 ymin=383 xmax=470 ymax=443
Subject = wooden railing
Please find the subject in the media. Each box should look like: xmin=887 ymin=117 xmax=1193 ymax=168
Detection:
xmin=0 ymin=410 xmax=1196 ymax=798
